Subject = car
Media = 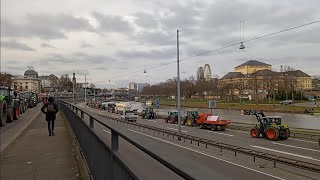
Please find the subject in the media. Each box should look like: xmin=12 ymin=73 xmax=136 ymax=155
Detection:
xmin=280 ymin=100 xmax=293 ymax=105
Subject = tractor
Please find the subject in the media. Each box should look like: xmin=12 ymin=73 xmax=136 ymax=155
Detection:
xmin=0 ymin=86 xmax=15 ymax=126
xmin=182 ymin=110 xmax=199 ymax=126
xmin=164 ymin=110 xmax=181 ymax=124
xmin=248 ymin=111 xmax=290 ymax=141
xmin=141 ymin=107 xmax=156 ymax=119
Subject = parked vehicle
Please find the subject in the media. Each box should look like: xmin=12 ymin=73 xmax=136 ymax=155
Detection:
xmin=196 ymin=114 xmax=231 ymax=131
xmin=280 ymin=100 xmax=293 ymax=105
xmin=0 ymin=86 xmax=15 ymax=126
xmin=107 ymin=102 xmax=116 ymax=113
xmin=246 ymin=111 xmax=290 ymax=141
xmin=242 ymin=109 xmax=255 ymax=115
xmin=304 ymin=108 xmax=320 ymax=116
xmin=120 ymin=110 xmax=138 ymax=122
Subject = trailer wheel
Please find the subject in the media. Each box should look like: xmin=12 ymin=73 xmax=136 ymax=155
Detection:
xmin=199 ymin=123 xmax=204 ymax=129
xmin=210 ymin=125 xmax=217 ymax=131
xmin=220 ymin=126 xmax=226 ymax=131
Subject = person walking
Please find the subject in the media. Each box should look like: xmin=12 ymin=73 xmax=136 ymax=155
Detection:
xmin=41 ymin=97 xmax=58 ymax=136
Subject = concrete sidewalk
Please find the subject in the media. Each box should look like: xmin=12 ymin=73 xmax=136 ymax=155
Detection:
xmin=0 ymin=112 xmax=80 ymax=180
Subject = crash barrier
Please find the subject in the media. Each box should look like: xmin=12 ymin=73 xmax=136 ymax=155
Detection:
xmin=229 ymin=122 xmax=320 ymax=141
xmin=60 ymin=100 xmax=196 ymax=180
xmin=85 ymin=106 xmax=320 ymax=174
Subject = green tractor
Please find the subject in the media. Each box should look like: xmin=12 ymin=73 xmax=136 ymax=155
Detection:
xmin=249 ymin=111 xmax=290 ymax=141
xmin=141 ymin=107 xmax=156 ymax=119
xmin=0 ymin=86 xmax=15 ymax=126
xmin=182 ymin=110 xmax=199 ymax=126
xmin=164 ymin=110 xmax=181 ymax=124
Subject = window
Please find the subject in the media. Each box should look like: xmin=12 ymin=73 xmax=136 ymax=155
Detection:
xmin=26 ymin=82 xmax=28 ymax=84
xmin=20 ymin=86 xmax=23 ymax=90
xmin=25 ymin=86 xmax=29 ymax=89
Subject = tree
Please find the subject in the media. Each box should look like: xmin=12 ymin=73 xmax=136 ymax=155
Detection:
xmin=60 ymin=74 xmax=73 ymax=91
xmin=0 ymin=73 xmax=13 ymax=87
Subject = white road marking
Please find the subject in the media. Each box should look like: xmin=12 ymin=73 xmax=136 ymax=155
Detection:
xmin=169 ymin=124 xmax=179 ymax=127
xmin=288 ymin=138 xmax=318 ymax=144
xmin=128 ymin=129 xmax=285 ymax=180
xmin=102 ymin=129 xmax=111 ymax=134
xmin=271 ymin=142 xmax=320 ymax=153
xmin=251 ymin=145 xmax=320 ymax=162
xmin=167 ymin=127 xmax=188 ymax=133
xmin=206 ymin=130 xmax=234 ymax=137
xmin=148 ymin=120 xmax=157 ymax=122
xmin=228 ymin=129 xmax=248 ymax=134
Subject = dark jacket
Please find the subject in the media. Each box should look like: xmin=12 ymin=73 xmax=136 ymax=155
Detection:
xmin=41 ymin=102 xmax=58 ymax=121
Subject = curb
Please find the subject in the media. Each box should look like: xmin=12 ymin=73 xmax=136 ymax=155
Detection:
xmin=0 ymin=106 xmax=41 ymax=153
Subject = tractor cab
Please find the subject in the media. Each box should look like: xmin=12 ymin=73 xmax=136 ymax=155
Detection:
xmin=262 ymin=116 xmax=282 ymax=125
xmin=186 ymin=110 xmax=198 ymax=118
xmin=141 ymin=107 xmax=155 ymax=119
xmin=168 ymin=110 xmax=178 ymax=115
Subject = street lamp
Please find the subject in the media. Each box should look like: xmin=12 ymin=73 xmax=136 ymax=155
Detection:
xmin=176 ymin=29 xmax=182 ymax=141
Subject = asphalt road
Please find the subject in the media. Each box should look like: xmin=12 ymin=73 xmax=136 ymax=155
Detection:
xmin=76 ymin=103 xmax=320 ymax=180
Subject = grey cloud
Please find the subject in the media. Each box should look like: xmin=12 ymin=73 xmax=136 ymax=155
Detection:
xmin=41 ymin=43 xmax=56 ymax=48
xmin=117 ymin=48 xmax=176 ymax=60
xmin=92 ymin=12 xmax=134 ymax=33
xmin=134 ymin=12 xmax=159 ymax=28
xmin=131 ymin=31 xmax=176 ymax=46
xmin=81 ymin=42 xmax=93 ymax=48
xmin=1 ymin=40 xmax=35 ymax=51
xmin=1 ymin=13 xmax=94 ymax=40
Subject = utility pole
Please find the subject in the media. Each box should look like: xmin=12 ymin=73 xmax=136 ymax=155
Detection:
xmin=85 ymin=74 xmax=87 ymax=105
xmin=72 ymin=73 xmax=76 ymax=104
xmin=176 ymin=29 xmax=181 ymax=141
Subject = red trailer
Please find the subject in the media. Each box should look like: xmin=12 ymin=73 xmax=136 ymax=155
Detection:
xmin=196 ymin=113 xmax=231 ymax=131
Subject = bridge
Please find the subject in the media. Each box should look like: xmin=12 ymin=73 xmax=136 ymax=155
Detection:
xmin=1 ymin=100 xmax=319 ymax=180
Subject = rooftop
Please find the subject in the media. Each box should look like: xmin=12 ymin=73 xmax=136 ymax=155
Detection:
xmin=220 ymin=72 xmax=245 ymax=80
xmin=236 ymin=60 xmax=271 ymax=68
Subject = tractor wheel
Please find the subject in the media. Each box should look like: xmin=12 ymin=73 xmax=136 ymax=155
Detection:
xmin=250 ymin=127 xmax=260 ymax=138
xmin=13 ymin=107 xmax=20 ymax=120
xmin=0 ymin=102 xmax=8 ymax=126
xmin=186 ymin=117 xmax=193 ymax=126
xmin=266 ymin=127 xmax=279 ymax=141
xmin=281 ymin=129 xmax=290 ymax=140
xmin=169 ymin=116 xmax=174 ymax=124
xmin=7 ymin=107 xmax=14 ymax=123
xmin=211 ymin=125 xmax=217 ymax=131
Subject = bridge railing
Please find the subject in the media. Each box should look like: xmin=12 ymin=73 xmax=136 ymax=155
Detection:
xmin=59 ymin=100 xmax=195 ymax=180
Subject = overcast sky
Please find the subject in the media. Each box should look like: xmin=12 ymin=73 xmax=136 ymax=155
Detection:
xmin=1 ymin=0 xmax=319 ymax=88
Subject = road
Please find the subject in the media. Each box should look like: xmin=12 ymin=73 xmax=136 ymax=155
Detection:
xmin=74 ymin=103 xmax=320 ymax=180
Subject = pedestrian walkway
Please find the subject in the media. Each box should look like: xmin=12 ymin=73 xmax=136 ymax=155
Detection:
xmin=0 ymin=112 xmax=80 ymax=180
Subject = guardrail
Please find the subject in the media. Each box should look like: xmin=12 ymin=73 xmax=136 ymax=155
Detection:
xmin=60 ymin=100 xmax=196 ymax=180
xmin=82 ymin=103 xmax=320 ymax=174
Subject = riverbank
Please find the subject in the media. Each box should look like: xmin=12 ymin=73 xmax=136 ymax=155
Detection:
xmin=159 ymin=101 xmax=320 ymax=114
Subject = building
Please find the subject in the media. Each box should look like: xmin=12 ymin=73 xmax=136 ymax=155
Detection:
xmin=12 ymin=69 xmax=41 ymax=93
xmin=40 ymin=74 xmax=59 ymax=92
xmin=219 ymin=60 xmax=312 ymax=98
xmin=129 ymin=82 xmax=137 ymax=90
xmin=234 ymin=60 xmax=271 ymax=75
xmin=137 ymin=83 xmax=150 ymax=94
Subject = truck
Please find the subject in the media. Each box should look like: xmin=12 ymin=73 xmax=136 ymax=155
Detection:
xmin=115 ymin=102 xmax=132 ymax=114
xmin=196 ymin=114 xmax=231 ymax=131
xmin=120 ymin=110 xmax=138 ymax=122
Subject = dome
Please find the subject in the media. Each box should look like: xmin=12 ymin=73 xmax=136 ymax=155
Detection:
xmin=24 ymin=69 xmax=39 ymax=78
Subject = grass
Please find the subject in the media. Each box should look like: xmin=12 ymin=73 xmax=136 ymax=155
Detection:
xmin=159 ymin=100 xmax=320 ymax=113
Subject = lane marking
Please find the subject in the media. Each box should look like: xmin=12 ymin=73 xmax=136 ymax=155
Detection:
xmin=251 ymin=145 xmax=320 ymax=162
xmin=228 ymin=129 xmax=248 ymax=134
xmin=206 ymin=130 xmax=234 ymax=137
xmin=271 ymin=142 xmax=320 ymax=153
xmin=102 ymin=129 xmax=111 ymax=134
xmin=128 ymin=129 xmax=285 ymax=180
xmin=288 ymin=138 xmax=318 ymax=144
xmin=148 ymin=120 xmax=157 ymax=122
xmin=169 ymin=124 xmax=179 ymax=127
xmin=167 ymin=127 xmax=188 ymax=133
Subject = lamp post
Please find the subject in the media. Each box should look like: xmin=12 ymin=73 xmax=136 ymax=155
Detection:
xmin=176 ymin=29 xmax=182 ymax=141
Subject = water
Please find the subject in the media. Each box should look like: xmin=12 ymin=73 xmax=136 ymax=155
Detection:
xmin=129 ymin=102 xmax=320 ymax=129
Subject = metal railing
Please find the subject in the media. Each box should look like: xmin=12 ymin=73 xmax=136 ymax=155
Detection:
xmin=60 ymin=100 xmax=196 ymax=180
xmin=84 ymin=104 xmax=320 ymax=174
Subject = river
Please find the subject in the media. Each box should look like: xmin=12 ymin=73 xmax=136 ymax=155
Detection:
xmin=128 ymin=102 xmax=320 ymax=130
